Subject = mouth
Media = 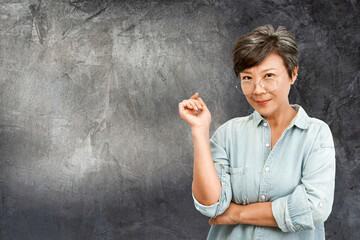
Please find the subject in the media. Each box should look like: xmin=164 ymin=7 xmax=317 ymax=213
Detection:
xmin=255 ymin=100 xmax=270 ymax=105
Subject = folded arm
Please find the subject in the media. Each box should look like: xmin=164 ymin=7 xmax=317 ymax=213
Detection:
xmin=272 ymin=124 xmax=336 ymax=232
xmin=192 ymin=124 xmax=233 ymax=218
xmin=209 ymin=201 xmax=278 ymax=227
xmin=191 ymin=127 xmax=222 ymax=206
xmin=209 ymin=124 xmax=336 ymax=232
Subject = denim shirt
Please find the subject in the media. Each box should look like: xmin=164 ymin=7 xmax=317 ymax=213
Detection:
xmin=192 ymin=104 xmax=336 ymax=240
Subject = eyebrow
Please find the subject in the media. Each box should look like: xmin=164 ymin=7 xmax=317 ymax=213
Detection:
xmin=242 ymin=68 xmax=278 ymax=74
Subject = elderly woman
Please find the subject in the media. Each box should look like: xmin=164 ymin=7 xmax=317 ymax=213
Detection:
xmin=178 ymin=24 xmax=336 ymax=239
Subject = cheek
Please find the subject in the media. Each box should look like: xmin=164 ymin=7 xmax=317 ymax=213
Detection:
xmin=246 ymin=96 xmax=255 ymax=103
xmin=245 ymin=97 xmax=256 ymax=107
xmin=278 ymin=80 xmax=292 ymax=94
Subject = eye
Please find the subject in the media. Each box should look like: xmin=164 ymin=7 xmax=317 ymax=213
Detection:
xmin=265 ymin=73 xmax=274 ymax=78
xmin=242 ymin=76 xmax=252 ymax=80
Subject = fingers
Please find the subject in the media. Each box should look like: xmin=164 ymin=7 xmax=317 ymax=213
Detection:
xmin=187 ymin=99 xmax=203 ymax=111
xmin=209 ymin=217 xmax=217 ymax=226
xmin=190 ymin=93 xmax=205 ymax=109
xmin=197 ymin=97 xmax=206 ymax=108
xmin=179 ymin=93 xmax=205 ymax=111
xmin=178 ymin=99 xmax=199 ymax=112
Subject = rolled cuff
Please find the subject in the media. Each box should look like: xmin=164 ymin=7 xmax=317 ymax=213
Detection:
xmin=192 ymin=163 xmax=232 ymax=218
xmin=272 ymin=184 xmax=315 ymax=232
xmin=192 ymin=192 xmax=219 ymax=217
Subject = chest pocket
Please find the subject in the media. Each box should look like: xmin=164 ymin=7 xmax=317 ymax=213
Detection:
xmin=229 ymin=167 xmax=249 ymax=205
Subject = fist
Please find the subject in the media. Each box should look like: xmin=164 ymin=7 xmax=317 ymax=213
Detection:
xmin=178 ymin=92 xmax=211 ymax=129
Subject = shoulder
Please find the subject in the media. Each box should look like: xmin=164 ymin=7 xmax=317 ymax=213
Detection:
xmin=305 ymin=116 xmax=334 ymax=148
xmin=214 ymin=114 xmax=252 ymax=131
xmin=211 ymin=115 xmax=252 ymax=139
xmin=306 ymin=116 xmax=332 ymax=134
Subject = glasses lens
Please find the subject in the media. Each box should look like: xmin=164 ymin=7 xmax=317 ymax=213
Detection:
xmin=262 ymin=78 xmax=278 ymax=92
xmin=240 ymin=80 xmax=254 ymax=95
xmin=236 ymin=78 xmax=278 ymax=95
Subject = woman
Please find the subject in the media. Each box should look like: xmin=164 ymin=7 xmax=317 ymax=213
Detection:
xmin=178 ymin=24 xmax=336 ymax=239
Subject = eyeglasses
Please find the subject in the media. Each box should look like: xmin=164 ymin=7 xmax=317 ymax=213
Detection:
xmin=235 ymin=68 xmax=287 ymax=95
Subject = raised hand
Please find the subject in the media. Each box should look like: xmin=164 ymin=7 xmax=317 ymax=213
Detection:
xmin=178 ymin=92 xmax=211 ymax=130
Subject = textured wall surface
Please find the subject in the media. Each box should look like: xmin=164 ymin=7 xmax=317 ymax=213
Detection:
xmin=0 ymin=0 xmax=359 ymax=239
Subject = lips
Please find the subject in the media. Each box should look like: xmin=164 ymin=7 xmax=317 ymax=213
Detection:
xmin=256 ymin=100 xmax=270 ymax=105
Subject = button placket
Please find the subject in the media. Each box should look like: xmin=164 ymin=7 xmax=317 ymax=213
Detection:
xmin=260 ymin=120 xmax=272 ymax=203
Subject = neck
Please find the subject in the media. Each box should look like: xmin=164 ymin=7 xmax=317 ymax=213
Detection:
xmin=264 ymin=104 xmax=297 ymax=129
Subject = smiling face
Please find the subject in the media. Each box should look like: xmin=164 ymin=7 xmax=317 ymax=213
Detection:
xmin=240 ymin=52 xmax=298 ymax=119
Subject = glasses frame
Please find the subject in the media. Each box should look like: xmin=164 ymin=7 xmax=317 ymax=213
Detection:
xmin=235 ymin=68 xmax=287 ymax=96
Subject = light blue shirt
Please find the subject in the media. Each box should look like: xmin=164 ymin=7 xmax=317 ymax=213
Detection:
xmin=192 ymin=104 xmax=336 ymax=240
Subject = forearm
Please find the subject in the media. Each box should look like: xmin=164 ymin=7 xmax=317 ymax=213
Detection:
xmin=237 ymin=202 xmax=278 ymax=227
xmin=191 ymin=127 xmax=221 ymax=206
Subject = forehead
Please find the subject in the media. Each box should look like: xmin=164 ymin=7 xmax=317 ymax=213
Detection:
xmin=242 ymin=53 xmax=285 ymax=73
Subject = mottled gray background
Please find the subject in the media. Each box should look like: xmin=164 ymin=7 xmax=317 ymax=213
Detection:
xmin=0 ymin=0 xmax=359 ymax=239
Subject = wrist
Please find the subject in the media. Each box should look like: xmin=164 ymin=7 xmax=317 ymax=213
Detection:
xmin=191 ymin=127 xmax=210 ymax=138
xmin=234 ymin=204 xmax=245 ymax=224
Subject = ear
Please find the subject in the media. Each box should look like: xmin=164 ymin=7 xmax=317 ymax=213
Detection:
xmin=291 ymin=66 xmax=299 ymax=85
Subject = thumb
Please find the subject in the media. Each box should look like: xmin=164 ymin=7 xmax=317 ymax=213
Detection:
xmin=190 ymin=92 xmax=199 ymax=99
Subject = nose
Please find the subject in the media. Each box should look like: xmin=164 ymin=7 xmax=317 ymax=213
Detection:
xmin=253 ymin=81 xmax=267 ymax=95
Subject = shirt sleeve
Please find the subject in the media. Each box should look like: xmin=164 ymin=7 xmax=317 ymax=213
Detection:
xmin=192 ymin=124 xmax=232 ymax=218
xmin=271 ymin=123 xmax=336 ymax=232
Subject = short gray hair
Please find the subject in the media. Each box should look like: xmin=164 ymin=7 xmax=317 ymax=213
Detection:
xmin=233 ymin=24 xmax=298 ymax=79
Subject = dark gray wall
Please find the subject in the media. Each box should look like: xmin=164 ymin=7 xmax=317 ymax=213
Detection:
xmin=0 ymin=0 xmax=359 ymax=239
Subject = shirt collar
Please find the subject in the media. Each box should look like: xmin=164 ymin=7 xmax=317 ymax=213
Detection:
xmin=251 ymin=104 xmax=308 ymax=130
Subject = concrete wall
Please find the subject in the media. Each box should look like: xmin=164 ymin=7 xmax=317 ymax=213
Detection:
xmin=0 ymin=0 xmax=359 ymax=239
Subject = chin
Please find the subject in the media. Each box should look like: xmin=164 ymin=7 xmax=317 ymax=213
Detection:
xmin=251 ymin=103 xmax=272 ymax=116
xmin=255 ymin=107 xmax=267 ymax=115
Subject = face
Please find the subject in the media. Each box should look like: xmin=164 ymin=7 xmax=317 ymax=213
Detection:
xmin=240 ymin=53 xmax=298 ymax=119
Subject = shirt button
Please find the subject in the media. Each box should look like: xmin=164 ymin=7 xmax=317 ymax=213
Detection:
xmin=263 ymin=122 xmax=268 ymax=127
xmin=265 ymin=167 xmax=270 ymax=172
xmin=261 ymin=195 xmax=265 ymax=200
xmin=319 ymin=202 xmax=323 ymax=208
xmin=266 ymin=143 xmax=270 ymax=148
